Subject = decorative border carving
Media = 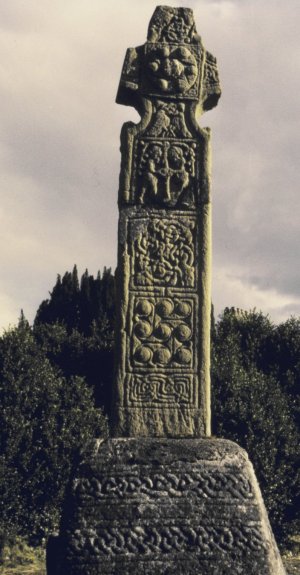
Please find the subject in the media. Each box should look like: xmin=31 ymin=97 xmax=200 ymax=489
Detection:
xmin=125 ymin=373 xmax=194 ymax=406
xmin=75 ymin=469 xmax=253 ymax=501
xmin=67 ymin=523 xmax=267 ymax=557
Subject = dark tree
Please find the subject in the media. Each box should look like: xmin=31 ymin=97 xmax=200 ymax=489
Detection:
xmin=34 ymin=267 xmax=115 ymax=415
xmin=0 ymin=316 xmax=108 ymax=549
xmin=35 ymin=266 xmax=115 ymax=337
xmin=211 ymin=308 xmax=300 ymax=546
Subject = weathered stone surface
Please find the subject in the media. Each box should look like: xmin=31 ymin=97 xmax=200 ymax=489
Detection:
xmin=46 ymin=7 xmax=286 ymax=575
xmin=113 ymin=5 xmax=220 ymax=438
xmin=51 ymin=438 xmax=286 ymax=574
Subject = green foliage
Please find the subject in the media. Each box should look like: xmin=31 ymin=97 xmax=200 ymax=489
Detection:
xmin=0 ymin=317 xmax=108 ymax=548
xmin=270 ymin=317 xmax=300 ymax=425
xmin=212 ymin=308 xmax=300 ymax=546
xmin=34 ymin=267 xmax=115 ymax=414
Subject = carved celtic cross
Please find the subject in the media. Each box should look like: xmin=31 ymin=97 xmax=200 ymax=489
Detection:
xmin=113 ymin=6 xmax=221 ymax=437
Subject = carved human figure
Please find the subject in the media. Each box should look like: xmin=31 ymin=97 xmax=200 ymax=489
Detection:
xmin=168 ymin=145 xmax=189 ymax=196
xmin=138 ymin=144 xmax=163 ymax=204
xmin=138 ymin=142 xmax=195 ymax=206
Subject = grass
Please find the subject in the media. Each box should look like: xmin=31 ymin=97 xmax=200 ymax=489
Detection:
xmin=0 ymin=538 xmax=45 ymax=575
xmin=284 ymin=536 xmax=300 ymax=574
xmin=284 ymin=558 xmax=300 ymax=575
xmin=0 ymin=570 xmax=45 ymax=575
xmin=0 ymin=536 xmax=299 ymax=575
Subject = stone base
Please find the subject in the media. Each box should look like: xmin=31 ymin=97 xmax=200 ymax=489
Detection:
xmin=48 ymin=438 xmax=286 ymax=574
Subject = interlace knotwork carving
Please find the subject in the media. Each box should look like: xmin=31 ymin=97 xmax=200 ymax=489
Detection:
xmin=68 ymin=523 xmax=266 ymax=557
xmin=75 ymin=469 xmax=253 ymax=501
xmin=126 ymin=374 xmax=193 ymax=405
xmin=133 ymin=218 xmax=195 ymax=288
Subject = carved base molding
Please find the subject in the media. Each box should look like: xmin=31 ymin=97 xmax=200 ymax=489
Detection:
xmin=47 ymin=438 xmax=286 ymax=575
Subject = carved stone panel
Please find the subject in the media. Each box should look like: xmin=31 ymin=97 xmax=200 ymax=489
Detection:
xmin=141 ymin=43 xmax=202 ymax=100
xmin=129 ymin=295 xmax=195 ymax=370
xmin=124 ymin=291 xmax=198 ymax=411
xmin=130 ymin=139 xmax=198 ymax=207
xmin=74 ymin=468 xmax=254 ymax=501
xmin=147 ymin=101 xmax=192 ymax=138
xmin=125 ymin=373 xmax=194 ymax=407
xmin=130 ymin=216 xmax=196 ymax=288
xmin=147 ymin=7 xmax=197 ymax=44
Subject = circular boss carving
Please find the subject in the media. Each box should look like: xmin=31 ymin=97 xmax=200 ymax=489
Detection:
xmin=174 ymin=323 xmax=191 ymax=342
xmin=153 ymin=347 xmax=172 ymax=365
xmin=153 ymin=322 xmax=172 ymax=341
xmin=134 ymin=320 xmax=152 ymax=339
xmin=155 ymin=298 xmax=174 ymax=318
xmin=174 ymin=347 xmax=192 ymax=364
xmin=174 ymin=301 xmax=191 ymax=317
xmin=145 ymin=46 xmax=198 ymax=94
xmin=134 ymin=345 xmax=152 ymax=363
xmin=135 ymin=299 xmax=153 ymax=317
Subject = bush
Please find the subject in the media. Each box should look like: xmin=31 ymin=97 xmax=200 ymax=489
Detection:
xmin=0 ymin=316 xmax=108 ymax=549
xmin=34 ymin=321 xmax=114 ymax=415
xmin=212 ymin=308 xmax=300 ymax=546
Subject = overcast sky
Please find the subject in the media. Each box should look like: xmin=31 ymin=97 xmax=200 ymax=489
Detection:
xmin=0 ymin=0 xmax=299 ymax=331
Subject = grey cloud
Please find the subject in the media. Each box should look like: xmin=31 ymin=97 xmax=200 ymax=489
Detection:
xmin=0 ymin=0 xmax=299 ymax=329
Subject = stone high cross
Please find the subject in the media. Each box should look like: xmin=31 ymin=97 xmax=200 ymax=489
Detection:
xmin=113 ymin=5 xmax=221 ymax=437
xmin=47 ymin=8 xmax=287 ymax=574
